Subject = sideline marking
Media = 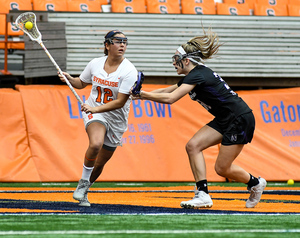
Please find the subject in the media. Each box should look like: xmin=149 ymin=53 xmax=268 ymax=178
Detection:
xmin=1 ymin=189 xmax=299 ymax=194
xmin=1 ymin=212 xmax=300 ymax=216
xmin=42 ymin=183 xmax=71 ymax=186
xmin=1 ymin=186 xmax=299 ymax=215
xmin=0 ymin=229 xmax=300 ymax=235
xmin=115 ymin=183 xmax=144 ymax=186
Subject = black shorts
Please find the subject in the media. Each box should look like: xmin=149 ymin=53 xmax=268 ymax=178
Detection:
xmin=207 ymin=111 xmax=255 ymax=145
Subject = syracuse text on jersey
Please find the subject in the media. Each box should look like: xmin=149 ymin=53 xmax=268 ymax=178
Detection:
xmin=93 ymin=76 xmax=119 ymax=87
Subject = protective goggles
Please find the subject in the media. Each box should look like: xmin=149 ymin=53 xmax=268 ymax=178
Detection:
xmin=109 ymin=37 xmax=128 ymax=45
xmin=172 ymin=46 xmax=203 ymax=65
xmin=172 ymin=53 xmax=186 ymax=63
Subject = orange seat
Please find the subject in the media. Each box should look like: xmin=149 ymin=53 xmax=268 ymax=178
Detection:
xmin=181 ymin=0 xmax=216 ymax=15
xmin=255 ymin=0 xmax=288 ymax=6
xmin=254 ymin=4 xmax=288 ymax=16
xmin=99 ymin=0 xmax=108 ymax=4
xmin=33 ymin=0 xmax=68 ymax=11
xmin=223 ymin=0 xmax=256 ymax=9
xmin=0 ymin=14 xmax=5 ymax=35
xmin=0 ymin=41 xmax=25 ymax=50
xmin=146 ymin=0 xmax=181 ymax=14
xmin=0 ymin=15 xmax=23 ymax=36
xmin=67 ymin=0 xmax=101 ymax=12
xmin=0 ymin=0 xmax=32 ymax=13
xmin=0 ymin=14 xmax=25 ymax=49
xmin=0 ymin=0 xmax=32 ymax=38
xmin=288 ymin=4 xmax=300 ymax=15
xmin=99 ymin=0 xmax=109 ymax=12
xmin=111 ymin=0 xmax=146 ymax=13
xmin=288 ymin=0 xmax=300 ymax=5
xmin=216 ymin=3 xmax=251 ymax=15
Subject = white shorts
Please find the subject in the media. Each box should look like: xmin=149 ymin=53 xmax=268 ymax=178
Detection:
xmin=82 ymin=112 xmax=124 ymax=149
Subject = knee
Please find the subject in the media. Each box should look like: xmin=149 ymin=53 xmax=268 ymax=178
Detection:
xmin=215 ymin=163 xmax=227 ymax=177
xmin=186 ymin=139 xmax=202 ymax=155
xmin=186 ymin=140 xmax=195 ymax=155
xmin=89 ymin=140 xmax=103 ymax=154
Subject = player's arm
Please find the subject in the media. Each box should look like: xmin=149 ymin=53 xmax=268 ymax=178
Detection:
xmin=131 ymin=84 xmax=178 ymax=100
xmin=81 ymin=93 xmax=129 ymax=114
xmin=140 ymin=83 xmax=195 ymax=104
xmin=150 ymin=84 xmax=178 ymax=93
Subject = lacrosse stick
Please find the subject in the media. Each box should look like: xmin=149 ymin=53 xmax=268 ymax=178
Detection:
xmin=15 ymin=12 xmax=83 ymax=105
xmin=132 ymin=71 xmax=144 ymax=95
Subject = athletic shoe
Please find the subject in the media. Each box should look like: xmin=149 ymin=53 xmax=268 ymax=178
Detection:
xmin=246 ymin=177 xmax=267 ymax=208
xmin=73 ymin=179 xmax=91 ymax=201
xmin=78 ymin=192 xmax=91 ymax=207
xmin=180 ymin=189 xmax=213 ymax=209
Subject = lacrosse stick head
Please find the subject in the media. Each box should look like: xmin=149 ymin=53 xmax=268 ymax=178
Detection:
xmin=15 ymin=12 xmax=42 ymax=44
xmin=132 ymin=71 xmax=144 ymax=95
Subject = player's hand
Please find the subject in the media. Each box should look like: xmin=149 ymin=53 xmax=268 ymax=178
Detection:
xmin=81 ymin=103 xmax=96 ymax=114
xmin=58 ymin=71 xmax=71 ymax=83
xmin=130 ymin=88 xmax=142 ymax=100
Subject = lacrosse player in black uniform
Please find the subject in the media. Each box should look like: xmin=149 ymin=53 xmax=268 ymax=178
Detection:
xmin=131 ymin=28 xmax=266 ymax=209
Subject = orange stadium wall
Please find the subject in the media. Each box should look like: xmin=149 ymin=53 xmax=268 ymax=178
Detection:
xmin=0 ymin=85 xmax=299 ymax=182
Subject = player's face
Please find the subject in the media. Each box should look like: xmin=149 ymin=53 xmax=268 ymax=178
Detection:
xmin=108 ymin=34 xmax=127 ymax=56
xmin=172 ymin=50 xmax=185 ymax=74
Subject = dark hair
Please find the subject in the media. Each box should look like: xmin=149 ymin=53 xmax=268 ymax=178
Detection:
xmin=104 ymin=30 xmax=125 ymax=55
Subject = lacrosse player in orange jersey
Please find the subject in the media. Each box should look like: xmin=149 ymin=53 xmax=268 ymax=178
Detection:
xmin=59 ymin=30 xmax=137 ymax=206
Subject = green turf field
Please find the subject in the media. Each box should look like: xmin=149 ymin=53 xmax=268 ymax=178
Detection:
xmin=1 ymin=214 xmax=300 ymax=238
xmin=0 ymin=182 xmax=299 ymax=238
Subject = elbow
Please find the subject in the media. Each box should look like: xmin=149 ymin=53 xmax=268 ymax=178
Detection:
xmin=165 ymin=97 xmax=176 ymax=105
xmin=116 ymin=101 xmax=127 ymax=109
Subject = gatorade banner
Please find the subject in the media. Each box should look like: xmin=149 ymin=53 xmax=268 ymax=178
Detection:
xmin=0 ymin=85 xmax=299 ymax=182
xmin=236 ymin=88 xmax=300 ymax=181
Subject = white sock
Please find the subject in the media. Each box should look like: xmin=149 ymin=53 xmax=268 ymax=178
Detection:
xmin=81 ymin=164 xmax=94 ymax=181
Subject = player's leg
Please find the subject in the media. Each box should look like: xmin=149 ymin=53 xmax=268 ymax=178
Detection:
xmin=73 ymin=122 xmax=106 ymax=203
xmin=181 ymin=125 xmax=222 ymax=209
xmin=90 ymin=146 xmax=115 ymax=183
xmin=214 ymin=144 xmax=248 ymax=182
xmin=186 ymin=125 xmax=222 ymax=182
xmin=78 ymin=147 xmax=115 ymax=207
xmin=215 ymin=112 xmax=266 ymax=208
xmin=215 ymin=144 xmax=266 ymax=208
xmin=80 ymin=123 xmax=121 ymax=206
xmin=84 ymin=122 xmax=107 ymax=167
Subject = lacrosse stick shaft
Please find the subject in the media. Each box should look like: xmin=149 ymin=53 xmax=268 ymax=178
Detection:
xmin=39 ymin=42 xmax=84 ymax=105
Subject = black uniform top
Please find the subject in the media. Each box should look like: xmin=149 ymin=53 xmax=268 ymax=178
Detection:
xmin=177 ymin=65 xmax=251 ymax=125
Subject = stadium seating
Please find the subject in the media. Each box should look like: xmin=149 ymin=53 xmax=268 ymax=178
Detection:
xmin=256 ymin=0 xmax=289 ymax=6
xmin=254 ymin=4 xmax=288 ymax=16
xmin=181 ymin=0 xmax=216 ymax=15
xmin=0 ymin=20 xmax=25 ymax=49
xmin=0 ymin=15 xmax=24 ymax=36
xmin=99 ymin=0 xmax=109 ymax=5
xmin=67 ymin=0 xmax=101 ymax=12
xmin=146 ymin=0 xmax=181 ymax=14
xmin=111 ymin=0 xmax=146 ymax=13
xmin=223 ymin=0 xmax=256 ymax=9
xmin=289 ymin=0 xmax=300 ymax=5
xmin=216 ymin=2 xmax=251 ymax=15
xmin=0 ymin=0 xmax=32 ymax=13
xmin=0 ymin=0 xmax=32 ymax=49
xmin=32 ymin=0 xmax=68 ymax=11
xmin=288 ymin=4 xmax=300 ymax=15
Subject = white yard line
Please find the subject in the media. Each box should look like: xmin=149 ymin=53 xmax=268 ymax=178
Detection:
xmin=0 ymin=229 xmax=300 ymax=235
